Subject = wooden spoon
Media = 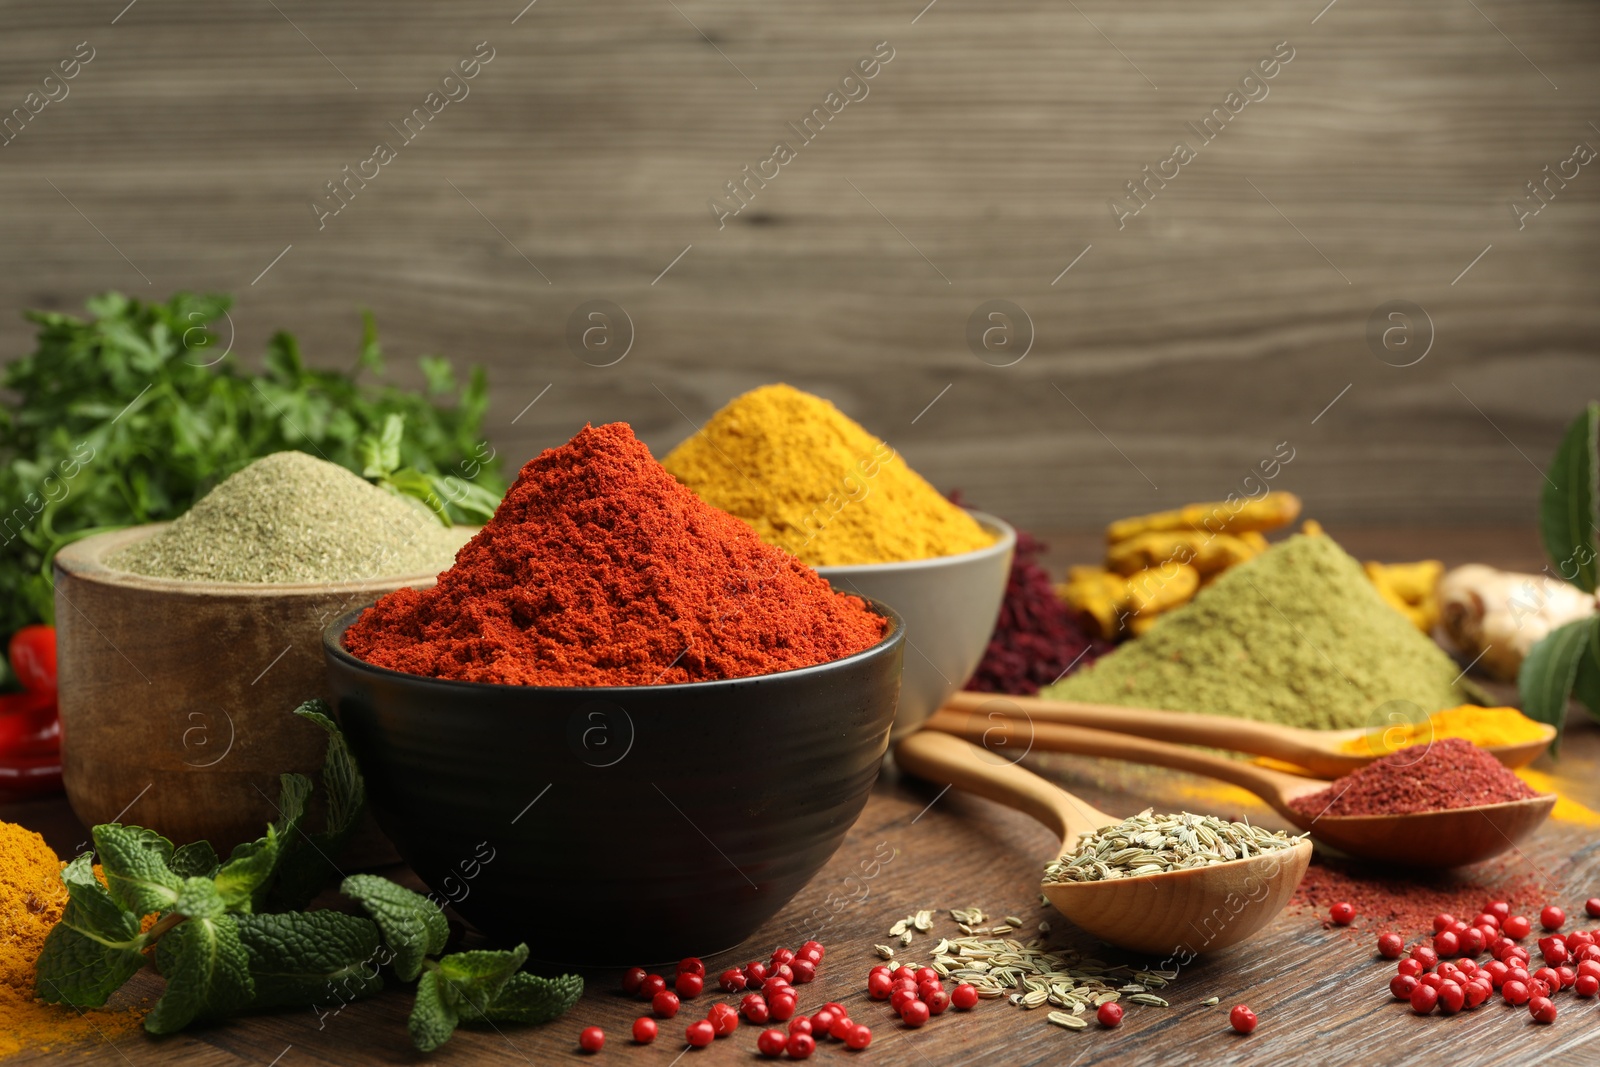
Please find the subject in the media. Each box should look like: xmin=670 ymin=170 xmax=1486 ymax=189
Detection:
xmin=925 ymin=710 xmax=1556 ymax=869
xmin=894 ymin=729 xmax=1312 ymax=956
xmin=942 ymin=690 xmax=1555 ymax=780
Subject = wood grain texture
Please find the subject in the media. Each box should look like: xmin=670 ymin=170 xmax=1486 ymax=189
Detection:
xmin=1 ymin=1 xmax=1597 ymax=531
xmin=4 ymin=529 xmax=1599 ymax=1065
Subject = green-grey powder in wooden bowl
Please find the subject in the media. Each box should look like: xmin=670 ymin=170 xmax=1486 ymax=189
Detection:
xmin=1042 ymin=533 xmax=1474 ymax=730
xmin=109 ymin=451 xmax=472 ymax=583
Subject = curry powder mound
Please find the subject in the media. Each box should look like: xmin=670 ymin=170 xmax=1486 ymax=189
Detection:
xmin=662 ymin=384 xmax=994 ymax=566
xmin=1044 ymin=534 xmax=1474 ymax=730
xmin=0 ymin=820 xmax=144 ymax=1058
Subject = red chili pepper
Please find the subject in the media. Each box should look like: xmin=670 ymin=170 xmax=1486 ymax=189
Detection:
xmin=8 ymin=625 xmax=57 ymax=693
xmin=0 ymin=748 xmax=62 ymax=799
xmin=0 ymin=688 xmax=60 ymax=754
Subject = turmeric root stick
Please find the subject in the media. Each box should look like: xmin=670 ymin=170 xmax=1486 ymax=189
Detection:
xmin=1105 ymin=491 xmax=1301 ymax=544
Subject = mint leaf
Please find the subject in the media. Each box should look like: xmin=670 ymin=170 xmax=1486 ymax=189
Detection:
xmin=145 ymin=916 xmax=254 ymax=1034
xmin=173 ymin=877 xmax=226 ymax=921
xmin=409 ymin=970 xmax=459 ymax=1052
xmin=1519 ymin=616 xmax=1592 ymax=752
xmin=1541 ymin=401 xmax=1600 ymax=594
xmin=341 ymin=875 xmax=447 ymax=982
xmin=234 ymin=910 xmax=384 ymax=1011
xmin=265 ymin=703 xmax=367 ymax=911
xmin=35 ymin=854 xmax=148 ymax=1007
xmin=94 ymin=824 xmax=181 ymax=916
xmin=215 ymin=826 xmax=280 ymax=913
xmin=460 ymin=971 xmax=583 ymax=1025
xmin=1572 ymin=617 xmax=1600 ymax=723
xmin=435 ymin=945 xmax=528 ymax=1017
xmin=170 ymin=841 xmax=220 ymax=879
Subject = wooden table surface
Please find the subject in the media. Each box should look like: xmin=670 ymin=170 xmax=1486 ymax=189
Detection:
xmin=5 ymin=529 xmax=1599 ymax=1065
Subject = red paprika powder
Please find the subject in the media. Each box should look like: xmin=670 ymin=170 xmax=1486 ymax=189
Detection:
xmin=343 ymin=423 xmax=887 ymax=686
xmin=1288 ymin=737 xmax=1542 ymax=818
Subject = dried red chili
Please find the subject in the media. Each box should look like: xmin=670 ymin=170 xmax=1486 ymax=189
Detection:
xmin=344 ymin=423 xmax=887 ymax=686
xmin=1287 ymin=738 xmax=1541 ymax=818
xmin=964 ymin=530 xmax=1104 ymax=695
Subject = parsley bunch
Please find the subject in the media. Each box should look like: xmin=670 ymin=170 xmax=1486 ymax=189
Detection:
xmin=34 ymin=701 xmax=580 ymax=1050
xmin=0 ymin=291 xmax=505 ymax=639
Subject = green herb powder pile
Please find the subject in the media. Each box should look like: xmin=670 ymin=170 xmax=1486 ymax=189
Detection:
xmin=1043 ymin=534 xmax=1473 ymax=729
xmin=110 ymin=451 xmax=469 ymax=583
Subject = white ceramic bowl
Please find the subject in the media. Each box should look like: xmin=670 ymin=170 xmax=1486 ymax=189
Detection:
xmin=818 ymin=512 xmax=1015 ymax=740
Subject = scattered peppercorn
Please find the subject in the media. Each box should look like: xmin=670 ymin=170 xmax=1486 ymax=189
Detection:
xmin=1229 ymin=1004 xmax=1259 ymax=1033
xmin=579 ymin=1026 xmax=605 ymax=1053
xmin=785 ymin=1032 xmax=815 ymax=1059
xmin=1529 ymin=996 xmax=1557 ymax=1024
xmin=1540 ymin=905 xmax=1565 ymax=931
xmin=686 ymin=1020 xmax=715 ymax=1048
xmin=1504 ymin=915 xmax=1532 ymax=939
xmin=1377 ymin=932 xmax=1405 ymax=958
xmin=632 ymin=1017 xmax=656 ymax=1044
xmin=1330 ymin=902 xmax=1356 ymax=925
xmin=1097 ymin=1002 xmax=1124 ymax=1028
xmin=1587 ymin=898 xmax=1600 ymax=918
xmin=758 ymin=1028 xmax=787 ymax=1057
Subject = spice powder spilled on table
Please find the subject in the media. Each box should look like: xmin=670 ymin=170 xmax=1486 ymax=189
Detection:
xmin=343 ymin=423 xmax=888 ymax=686
xmin=110 ymin=450 xmax=469 ymax=583
xmin=1289 ymin=738 xmax=1543 ymax=818
xmin=0 ymin=821 xmax=144 ymax=1057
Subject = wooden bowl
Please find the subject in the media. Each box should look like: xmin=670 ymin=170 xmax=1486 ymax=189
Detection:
xmin=54 ymin=524 xmax=459 ymax=854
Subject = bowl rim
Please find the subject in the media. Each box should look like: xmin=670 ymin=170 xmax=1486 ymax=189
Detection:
xmin=323 ymin=597 xmax=905 ymax=696
xmin=54 ymin=521 xmax=472 ymax=595
xmin=813 ymin=511 xmax=1017 ymax=576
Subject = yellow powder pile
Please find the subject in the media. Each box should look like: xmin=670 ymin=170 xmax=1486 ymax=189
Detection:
xmin=0 ymin=821 xmax=144 ymax=1058
xmin=1339 ymin=705 xmax=1551 ymax=755
xmin=662 ymin=384 xmax=995 ymax=566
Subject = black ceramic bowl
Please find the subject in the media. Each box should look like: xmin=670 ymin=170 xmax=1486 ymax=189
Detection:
xmin=322 ymin=604 xmax=903 ymax=964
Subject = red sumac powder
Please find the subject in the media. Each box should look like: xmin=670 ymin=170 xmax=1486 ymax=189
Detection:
xmin=343 ymin=423 xmax=887 ymax=686
xmin=1289 ymin=737 xmax=1542 ymax=818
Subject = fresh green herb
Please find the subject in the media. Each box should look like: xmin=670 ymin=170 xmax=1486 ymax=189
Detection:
xmin=33 ymin=698 xmax=579 ymax=1051
xmin=359 ymin=412 xmax=502 ymax=527
xmin=1519 ymin=401 xmax=1600 ymax=750
xmin=0 ymin=291 xmax=504 ymax=638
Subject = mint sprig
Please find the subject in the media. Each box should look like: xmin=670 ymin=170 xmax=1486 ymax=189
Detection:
xmin=32 ymin=697 xmax=581 ymax=1051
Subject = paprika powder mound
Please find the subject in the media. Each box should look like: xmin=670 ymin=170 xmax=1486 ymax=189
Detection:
xmin=1288 ymin=737 xmax=1543 ymax=818
xmin=343 ymin=423 xmax=888 ymax=686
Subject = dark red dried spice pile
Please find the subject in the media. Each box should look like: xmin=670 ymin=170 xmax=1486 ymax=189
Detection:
xmin=1287 ymin=737 xmax=1543 ymax=818
xmin=964 ymin=530 xmax=1104 ymax=696
xmin=1291 ymin=857 xmax=1546 ymax=932
xmin=344 ymin=423 xmax=887 ymax=686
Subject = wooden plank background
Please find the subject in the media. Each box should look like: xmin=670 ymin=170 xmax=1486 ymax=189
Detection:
xmin=0 ymin=0 xmax=1597 ymax=531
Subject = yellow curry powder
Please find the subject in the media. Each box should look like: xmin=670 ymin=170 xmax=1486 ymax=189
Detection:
xmin=0 ymin=821 xmax=144 ymax=1059
xmin=1338 ymin=705 xmax=1549 ymax=755
xmin=662 ymin=384 xmax=995 ymax=566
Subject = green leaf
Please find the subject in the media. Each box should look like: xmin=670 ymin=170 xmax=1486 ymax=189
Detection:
xmin=215 ymin=826 xmax=280 ymax=913
xmin=170 ymin=841 xmax=220 ymax=880
xmin=93 ymin=824 xmax=182 ymax=916
xmin=357 ymin=310 xmax=384 ymax=375
xmin=173 ymin=877 xmax=227 ymax=921
xmin=1540 ymin=401 xmax=1600 ymax=594
xmin=233 ymin=910 xmax=384 ymax=1011
xmin=144 ymin=916 xmax=254 ymax=1034
xmin=435 ymin=945 xmax=528 ymax=1018
xmin=460 ymin=971 xmax=583 ymax=1025
xmin=265 ymin=702 xmax=367 ymax=911
xmin=340 ymin=874 xmax=448 ymax=982
xmin=409 ymin=970 xmax=460 ymax=1052
xmin=34 ymin=854 xmax=148 ymax=1008
xmin=274 ymin=772 xmax=312 ymax=841
xmin=1571 ymin=616 xmax=1600 ymax=722
xmin=419 ymin=357 xmax=456 ymax=396
xmin=431 ymin=474 xmax=501 ymax=524
xmin=298 ymin=700 xmax=364 ymax=840
xmin=383 ymin=468 xmax=450 ymax=526
xmin=1518 ymin=616 xmax=1592 ymax=752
